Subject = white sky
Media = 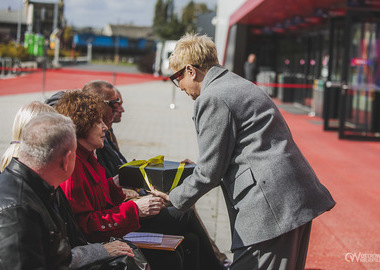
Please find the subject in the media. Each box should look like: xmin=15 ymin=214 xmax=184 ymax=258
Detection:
xmin=0 ymin=0 xmax=218 ymax=28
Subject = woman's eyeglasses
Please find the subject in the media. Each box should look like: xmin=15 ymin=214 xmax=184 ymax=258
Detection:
xmin=169 ymin=65 xmax=199 ymax=87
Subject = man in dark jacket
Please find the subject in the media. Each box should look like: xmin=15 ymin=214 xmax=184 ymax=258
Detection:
xmin=0 ymin=112 xmax=77 ymax=269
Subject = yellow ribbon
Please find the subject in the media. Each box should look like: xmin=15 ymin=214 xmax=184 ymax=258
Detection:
xmin=119 ymin=155 xmax=185 ymax=191
xmin=169 ymin=162 xmax=185 ymax=191
xmin=120 ymin=155 xmax=164 ymax=190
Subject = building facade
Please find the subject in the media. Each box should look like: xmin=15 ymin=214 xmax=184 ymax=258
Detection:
xmin=24 ymin=0 xmax=64 ymax=37
xmin=214 ymin=0 xmax=380 ymax=140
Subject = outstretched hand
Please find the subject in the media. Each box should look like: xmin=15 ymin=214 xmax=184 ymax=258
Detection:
xmin=134 ymin=195 xmax=165 ymax=217
xmin=180 ymin=158 xmax=195 ymax=164
xmin=122 ymin=188 xmax=139 ymax=199
xmin=149 ymin=189 xmax=170 ymax=202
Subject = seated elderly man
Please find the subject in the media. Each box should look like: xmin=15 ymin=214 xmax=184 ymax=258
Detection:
xmin=0 ymin=112 xmax=134 ymax=269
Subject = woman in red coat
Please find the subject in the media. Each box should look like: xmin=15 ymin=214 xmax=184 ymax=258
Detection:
xmin=55 ymin=90 xmax=152 ymax=242
xmin=55 ymin=90 xmax=225 ymax=270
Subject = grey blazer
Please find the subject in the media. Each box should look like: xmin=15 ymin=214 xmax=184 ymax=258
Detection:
xmin=169 ymin=65 xmax=335 ymax=251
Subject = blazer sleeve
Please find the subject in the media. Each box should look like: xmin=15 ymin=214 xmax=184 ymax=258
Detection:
xmin=60 ymin=165 xmax=140 ymax=243
xmin=169 ymin=94 xmax=236 ymax=210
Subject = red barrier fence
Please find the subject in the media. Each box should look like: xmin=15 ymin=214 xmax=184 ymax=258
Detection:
xmin=0 ymin=68 xmax=167 ymax=96
xmin=255 ymin=82 xmax=314 ymax=89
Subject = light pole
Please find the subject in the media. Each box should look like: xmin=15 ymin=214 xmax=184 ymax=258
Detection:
xmin=51 ymin=0 xmax=61 ymax=67
xmin=53 ymin=1 xmax=58 ymax=30
xmin=16 ymin=0 xmax=25 ymax=46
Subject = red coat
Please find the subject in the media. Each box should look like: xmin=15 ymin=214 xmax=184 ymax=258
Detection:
xmin=60 ymin=143 xmax=140 ymax=243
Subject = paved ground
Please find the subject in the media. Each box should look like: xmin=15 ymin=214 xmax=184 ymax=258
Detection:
xmin=1 ymin=67 xmax=380 ymax=269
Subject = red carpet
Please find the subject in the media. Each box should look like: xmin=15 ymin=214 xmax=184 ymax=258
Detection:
xmin=0 ymin=69 xmax=164 ymax=96
xmin=278 ymin=109 xmax=380 ymax=270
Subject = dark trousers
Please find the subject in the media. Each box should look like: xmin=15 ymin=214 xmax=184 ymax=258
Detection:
xmin=138 ymin=207 xmax=224 ymax=270
xmin=140 ymin=247 xmax=184 ymax=270
xmin=231 ymin=221 xmax=312 ymax=270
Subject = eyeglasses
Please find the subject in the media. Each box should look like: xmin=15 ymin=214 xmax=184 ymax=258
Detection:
xmin=169 ymin=65 xmax=199 ymax=87
xmin=104 ymin=98 xmax=120 ymax=108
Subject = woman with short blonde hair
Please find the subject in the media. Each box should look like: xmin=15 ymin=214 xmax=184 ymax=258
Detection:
xmin=169 ymin=33 xmax=219 ymax=73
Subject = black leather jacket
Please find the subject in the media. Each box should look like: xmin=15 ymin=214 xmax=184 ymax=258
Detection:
xmin=0 ymin=158 xmax=72 ymax=269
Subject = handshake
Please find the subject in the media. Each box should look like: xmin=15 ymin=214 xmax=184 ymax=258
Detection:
xmin=122 ymin=187 xmax=170 ymax=218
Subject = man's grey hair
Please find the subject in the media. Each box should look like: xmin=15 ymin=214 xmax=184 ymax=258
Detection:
xmin=82 ymin=80 xmax=115 ymax=100
xmin=19 ymin=112 xmax=76 ymax=170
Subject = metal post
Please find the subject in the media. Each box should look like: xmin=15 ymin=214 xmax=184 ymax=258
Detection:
xmin=87 ymin=43 xmax=92 ymax=63
xmin=114 ymin=36 xmax=119 ymax=63
xmin=53 ymin=2 xmax=58 ymax=30
xmin=42 ymin=41 xmax=48 ymax=97
xmin=338 ymin=11 xmax=353 ymax=139
xmin=170 ymin=84 xmax=176 ymax=109
xmin=16 ymin=0 xmax=23 ymax=46
xmin=1 ymin=58 xmax=4 ymax=77
xmin=52 ymin=36 xmax=60 ymax=67
xmin=42 ymin=60 xmax=46 ymax=96
xmin=324 ymin=18 xmax=336 ymax=131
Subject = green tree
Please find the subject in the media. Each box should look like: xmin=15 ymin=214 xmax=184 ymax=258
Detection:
xmin=181 ymin=1 xmax=210 ymax=33
xmin=0 ymin=42 xmax=30 ymax=60
xmin=153 ymin=0 xmax=166 ymax=28
xmin=153 ymin=0 xmax=185 ymax=40
xmin=159 ymin=15 xmax=185 ymax=40
xmin=153 ymin=0 xmax=212 ymax=40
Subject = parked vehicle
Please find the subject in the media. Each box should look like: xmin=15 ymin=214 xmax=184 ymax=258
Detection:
xmin=154 ymin=40 xmax=177 ymax=77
